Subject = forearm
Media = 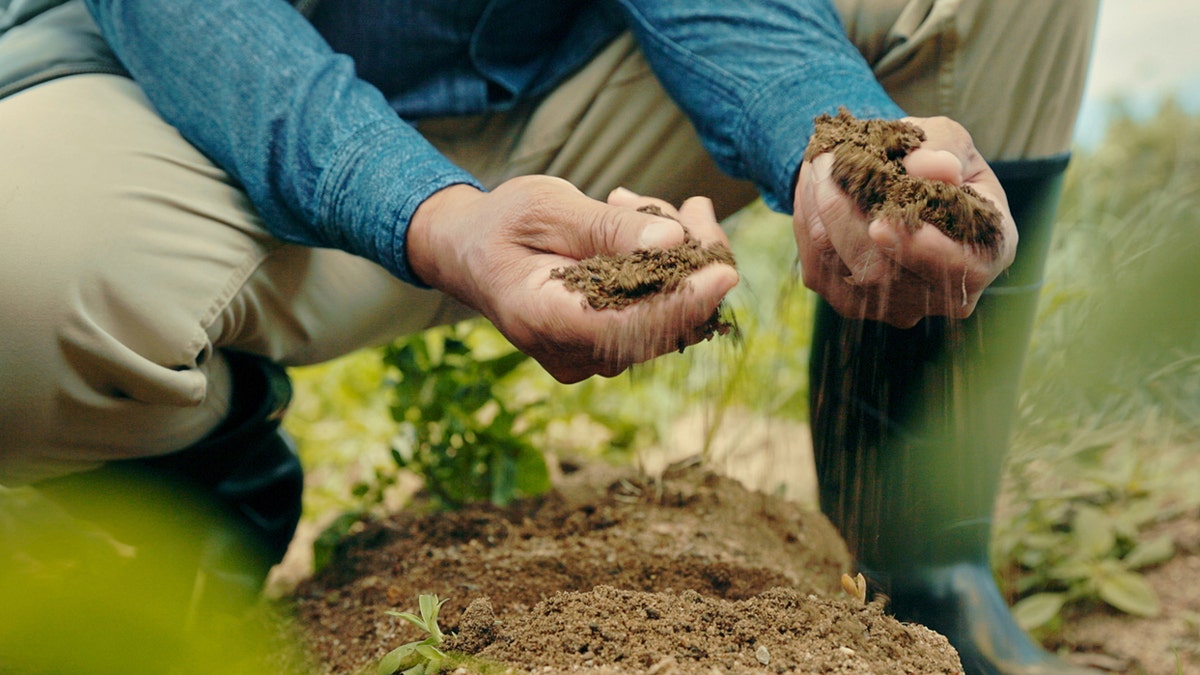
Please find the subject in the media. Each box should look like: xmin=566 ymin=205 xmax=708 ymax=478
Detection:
xmin=83 ymin=0 xmax=481 ymax=284
xmin=614 ymin=0 xmax=904 ymax=213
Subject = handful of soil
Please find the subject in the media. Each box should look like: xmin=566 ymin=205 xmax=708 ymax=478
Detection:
xmin=805 ymin=107 xmax=1003 ymax=253
xmin=550 ymin=205 xmax=738 ymax=341
xmin=551 ymin=109 xmax=1003 ymax=338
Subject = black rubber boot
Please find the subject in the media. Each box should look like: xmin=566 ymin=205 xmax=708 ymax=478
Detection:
xmin=809 ymin=155 xmax=1099 ymax=674
xmin=36 ymin=351 xmax=303 ymax=615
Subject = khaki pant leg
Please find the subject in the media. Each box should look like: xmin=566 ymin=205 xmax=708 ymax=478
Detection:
xmin=0 ymin=75 xmax=458 ymax=484
xmin=836 ymin=0 xmax=1100 ymax=159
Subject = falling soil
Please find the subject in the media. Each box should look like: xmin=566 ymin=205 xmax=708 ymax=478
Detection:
xmin=805 ymin=108 xmax=1003 ymax=253
xmin=288 ymin=462 xmax=962 ymax=674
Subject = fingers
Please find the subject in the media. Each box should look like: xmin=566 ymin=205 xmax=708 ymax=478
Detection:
xmin=799 ymin=154 xmax=891 ymax=286
xmin=607 ymin=187 xmax=731 ymax=249
xmin=902 ymin=148 xmax=963 ymax=185
xmin=539 ymin=262 xmax=738 ymax=383
xmin=567 ymin=184 xmax=689 ymax=256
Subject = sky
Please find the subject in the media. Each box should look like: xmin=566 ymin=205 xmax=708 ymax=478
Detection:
xmin=1074 ymin=0 xmax=1200 ymax=145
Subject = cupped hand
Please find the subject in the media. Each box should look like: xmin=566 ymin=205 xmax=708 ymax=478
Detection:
xmin=407 ymin=176 xmax=738 ymax=382
xmin=793 ymin=116 xmax=1017 ymax=328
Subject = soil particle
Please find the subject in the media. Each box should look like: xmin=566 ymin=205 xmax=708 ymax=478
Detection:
xmin=289 ymin=462 xmax=962 ymax=673
xmin=805 ymin=107 xmax=1003 ymax=253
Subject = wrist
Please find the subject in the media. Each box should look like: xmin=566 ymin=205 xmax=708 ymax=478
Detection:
xmin=407 ymin=183 xmax=484 ymax=289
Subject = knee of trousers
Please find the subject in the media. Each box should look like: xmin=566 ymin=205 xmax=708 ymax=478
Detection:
xmin=0 ymin=233 xmax=243 ymax=485
xmin=0 ymin=75 xmax=280 ymax=484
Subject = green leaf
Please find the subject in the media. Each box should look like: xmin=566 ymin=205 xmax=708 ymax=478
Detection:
xmin=1011 ymin=593 xmax=1067 ymax=631
xmin=415 ymin=645 xmax=446 ymax=660
xmin=387 ymin=610 xmax=428 ymax=633
xmin=377 ymin=644 xmax=416 ymax=675
xmin=1048 ymin=559 xmax=1094 ymax=582
xmin=1097 ymin=570 xmax=1161 ymax=617
xmin=419 ymin=594 xmax=446 ymax=630
xmin=1071 ymin=504 xmax=1116 ymax=559
xmin=514 ymin=445 xmax=551 ymax=497
xmin=1123 ymin=535 xmax=1175 ymax=570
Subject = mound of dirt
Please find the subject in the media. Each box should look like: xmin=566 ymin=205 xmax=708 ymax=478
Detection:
xmin=289 ymin=462 xmax=962 ymax=673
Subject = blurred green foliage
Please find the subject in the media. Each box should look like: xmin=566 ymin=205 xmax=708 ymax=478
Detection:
xmin=998 ymin=98 xmax=1200 ymax=635
xmin=286 ymin=199 xmax=815 ymax=514
xmin=0 ymin=484 xmax=307 ymax=674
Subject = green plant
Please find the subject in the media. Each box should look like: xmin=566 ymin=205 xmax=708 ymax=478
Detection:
xmin=995 ymin=100 xmax=1200 ymax=638
xmin=998 ymin=418 xmax=1194 ymax=636
xmin=378 ymin=594 xmax=448 ymax=675
xmin=384 ymin=321 xmax=551 ymax=508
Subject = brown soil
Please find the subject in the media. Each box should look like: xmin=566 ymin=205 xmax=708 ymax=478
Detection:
xmin=805 ymin=108 xmax=1003 ymax=252
xmin=288 ymin=461 xmax=963 ymax=674
xmin=551 ymin=206 xmax=737 ymax=312
xmin=551 ymin=205 xmax=739 ymax=344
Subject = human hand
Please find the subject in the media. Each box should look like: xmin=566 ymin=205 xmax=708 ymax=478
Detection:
xmin=407 ymin=176 xmax=738 ymax=382
xmin=793 ymin=116 xmax=1017 ymax=328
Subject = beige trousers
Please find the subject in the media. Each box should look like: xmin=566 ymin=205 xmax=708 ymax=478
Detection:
xmin=0 ymin=0 xmax=1097 ymax=484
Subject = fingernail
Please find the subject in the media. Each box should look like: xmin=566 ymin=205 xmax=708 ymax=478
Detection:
xmin=611 ymin=186 xmax=638 ymax=200
xmin=639 ymin=220 xmax=679 ymax=248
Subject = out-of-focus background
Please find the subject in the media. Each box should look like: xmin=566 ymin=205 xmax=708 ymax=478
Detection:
xmin=1075 ymin=0 xmax=1200 ymax=147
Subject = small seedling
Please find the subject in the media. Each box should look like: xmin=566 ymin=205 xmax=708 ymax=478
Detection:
xmin=841 ymin=572 xmax=867 ymax=604
xmin=378 ymin=594 xmax=448 ymax=675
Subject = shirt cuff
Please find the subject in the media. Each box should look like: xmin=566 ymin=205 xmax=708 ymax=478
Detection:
xmin=739 ymin=60 xmax=906 ymax=214
xmin=315 ymin=119 xmax=485 ymax=286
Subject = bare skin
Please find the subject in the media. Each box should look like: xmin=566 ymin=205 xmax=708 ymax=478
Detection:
xmin=793 ymin=115 xmax=1017 ymax=328
xmin=406 ymin=116 xmax=1012 ymax=381
xmin=406 ymin=175 xmax=737 ymax=383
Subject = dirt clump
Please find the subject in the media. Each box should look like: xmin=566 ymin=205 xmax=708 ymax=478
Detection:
xmin=551 ymin=206 xmax=737 ymax=312
xmin=551 ymin=205 xmax=738 ymax=344
xmin=805 ymin=107 xmax=1003 ymax=253
xmin=289 ymin=461 xmax=962 ymax=674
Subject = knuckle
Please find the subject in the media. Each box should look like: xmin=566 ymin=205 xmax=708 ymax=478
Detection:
xmin=589 ymin=207 xmax=626 ymax=254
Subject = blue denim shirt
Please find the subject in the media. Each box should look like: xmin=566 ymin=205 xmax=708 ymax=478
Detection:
xmin=81 ymin=0 xmax=903 ymax=285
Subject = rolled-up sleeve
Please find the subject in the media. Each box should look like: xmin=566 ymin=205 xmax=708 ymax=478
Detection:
xmin=83 ymin=0 xmax=482 ymax=285
xmin=615 ymin=0 xmax=905 ymax=213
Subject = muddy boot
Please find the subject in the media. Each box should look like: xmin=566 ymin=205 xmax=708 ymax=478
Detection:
xmin=36 ymin=350 xmax=303 ymax=617
xmin=809 ymin=155 xmax=1098 ymax=675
